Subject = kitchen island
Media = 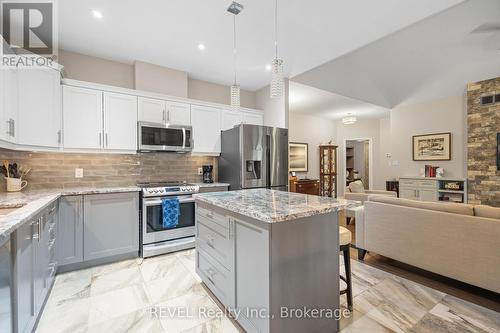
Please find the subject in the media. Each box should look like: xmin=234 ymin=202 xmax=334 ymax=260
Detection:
xmin=194 ymin=189 xmax=359 ymax=333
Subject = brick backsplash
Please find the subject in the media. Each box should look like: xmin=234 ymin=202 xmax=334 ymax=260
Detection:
xmin=0 ymin=149 xmax=218 ymax=190
xmin=467 ymin=77 xmax=500 ymax=207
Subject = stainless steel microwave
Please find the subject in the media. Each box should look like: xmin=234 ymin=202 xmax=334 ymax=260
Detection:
xmin=138 ymin=122 xmax=192 ymax=152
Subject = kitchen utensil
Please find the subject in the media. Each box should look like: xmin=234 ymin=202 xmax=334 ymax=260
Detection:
xmin=11 ymin=163 xmax=19 ymax=178
xmin=3 ymin=161 xmax=9 ymax=178
xmin=20 ymin=167 xmax=31 ymax=179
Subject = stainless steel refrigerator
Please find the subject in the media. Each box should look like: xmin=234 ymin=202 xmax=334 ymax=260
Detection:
xmin=219 ymin=125 xmax=289 ymax=191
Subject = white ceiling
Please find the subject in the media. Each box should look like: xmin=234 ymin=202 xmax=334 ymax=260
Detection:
xmin=58 ymin=0 xmax=464 ymax=91
xmin=289 ymin=82 xmax=389 ymax=120
xmin=292 ymin=0 xmax=500 ymax=108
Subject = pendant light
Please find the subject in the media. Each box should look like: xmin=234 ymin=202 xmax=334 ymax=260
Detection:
xmin=228 ymin=2 xmax=243 ymax=109
xmin=342 ymin=113 xmax=357 ymax=125
xmin=270 ymin=0 xmax=284 ymax=98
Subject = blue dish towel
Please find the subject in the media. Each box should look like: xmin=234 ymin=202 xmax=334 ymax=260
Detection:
xmin=162 ymin=198 xmax=180 ymax=228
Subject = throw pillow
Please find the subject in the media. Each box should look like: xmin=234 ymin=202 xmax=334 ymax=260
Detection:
xmin=349 ymin=180 xmax=365 ymax=193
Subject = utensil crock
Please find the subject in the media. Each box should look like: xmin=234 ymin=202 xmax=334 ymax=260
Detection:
xmin=5 ymin=177 xmax=28 ymax=192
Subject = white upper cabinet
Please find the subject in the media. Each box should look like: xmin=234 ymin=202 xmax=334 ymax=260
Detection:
xmin=17 ymin=67 xmax=61 ymax=147
xmin=138 ymin=97 xmax=191 ymax=126
xmin=138 ymin=97 xmax=164 ymax=123
xmin=63 ymin=86 xmax=103 ymax=149
xmin=104 ymin=92 xmax=138 ymax=150
xmin=166 ymin=101 xmax=191 ymax=125
xmin=243 ymin=110 xmax=264 ymax=126
xmin=0 ymin=67 xmax=18 ymax=143
xmin=191 ymin=105 xmax=221 ymax=154
xmin=220 ymin=109 xmax=243 ymax=131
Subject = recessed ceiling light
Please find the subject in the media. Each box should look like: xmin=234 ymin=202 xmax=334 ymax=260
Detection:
xmin=265 ymin=64 xmax=271 ymax=71
xmin=198 ymin=43 xmax=205 ymax=51
xmin=92 ymin=10 xmax=103 ymax=19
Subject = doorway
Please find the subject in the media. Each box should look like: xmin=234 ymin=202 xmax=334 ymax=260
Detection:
xmin=345 ymin=139 xmax=371 ymax=190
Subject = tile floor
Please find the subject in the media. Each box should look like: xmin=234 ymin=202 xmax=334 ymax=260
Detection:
xmin=36 ymin=249 xmax=500 ymax=333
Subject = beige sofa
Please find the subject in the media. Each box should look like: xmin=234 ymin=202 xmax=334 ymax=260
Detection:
xmin=344 ymin=180 xmax=397 ymax=203
xmin=355 ymin=196 xmax=500 ymax=294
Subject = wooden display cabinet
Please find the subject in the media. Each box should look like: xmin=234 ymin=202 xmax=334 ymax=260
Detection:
xmin=320 ymin=145 xmax=338 ymax=197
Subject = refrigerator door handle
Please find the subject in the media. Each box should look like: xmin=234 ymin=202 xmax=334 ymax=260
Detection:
xmin=266 ymin=134 xmax=271 ymax=189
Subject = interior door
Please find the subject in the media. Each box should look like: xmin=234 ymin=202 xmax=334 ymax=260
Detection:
xmin=17 ymin=67 xmax=61 ymax=147
xmin=166 ymin=101 xmax=191 ymax=125
xmin=104 ymin=92 xmax=138 ymax=150
xmin=63 ymin=86 xmax=103 ymax=149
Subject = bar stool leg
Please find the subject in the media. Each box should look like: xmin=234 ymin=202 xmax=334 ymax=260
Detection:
xmin=341 ymin=245 xmax=353 ymax=311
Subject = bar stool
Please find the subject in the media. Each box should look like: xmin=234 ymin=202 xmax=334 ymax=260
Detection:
xmin=339 ymin=226 xmax=353 ymax=311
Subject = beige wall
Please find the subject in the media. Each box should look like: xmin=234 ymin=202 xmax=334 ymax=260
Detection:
xmin=288 ymin=113 xmax=336 ymax=179
xmin=289 ymin=94 xmax=468 ymax=195
xmin=58 ymin=49 xmax=134 ymax=89
xmin=134 ymin=61 xmax=188 ymax=97
xmin=58 ymin=50 xmax=258 ymax=108
xmin=188 ymin=78 xmax=256 ymax=109
xmin=389 ymin=95 xmax=466 ymax=179
xmin=256 ymin=81 xmax=289 ymax=128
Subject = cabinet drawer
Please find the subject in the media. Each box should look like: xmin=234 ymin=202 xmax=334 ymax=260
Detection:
xmin=417 ymin=180 xmax=437 ymax=189
xmin=399 ymin=179 xmax=417 ymax=187
xmin=196 ymin=205 xmax=229 ymax=229
xmin=196 ymin=249 xmax=234 ymax=307
xmin=196 ymin=217 xmax=233 ymax=270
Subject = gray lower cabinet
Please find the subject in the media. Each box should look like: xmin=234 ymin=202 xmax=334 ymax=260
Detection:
xmin=12 ymin=221 xmax=34 ymax=333
xmin=57 ymin=196 xmax=83 ymax=265
xmin=83 ymin=193 xmax=139 ymax=261
xmin=12 ymin=200 xmax=58 ymax=333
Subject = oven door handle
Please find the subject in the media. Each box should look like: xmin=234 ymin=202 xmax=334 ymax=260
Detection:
xmin=144 ymin=198 xmax=195 ymax=206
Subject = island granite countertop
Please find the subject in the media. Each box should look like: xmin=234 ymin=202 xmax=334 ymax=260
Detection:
xmin=194 ymin=188 xmax=360 ymax=223
xmin=0 ymin=186 xmax=141 ymax=245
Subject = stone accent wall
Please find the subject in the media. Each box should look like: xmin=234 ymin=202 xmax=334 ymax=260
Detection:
xmin=0 ymin=149 xmax=217 ymax=190
xmin=467 ymin=77 xmax=500 ymax=207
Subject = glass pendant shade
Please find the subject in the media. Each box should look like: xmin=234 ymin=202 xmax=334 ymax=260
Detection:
xmin=270 ymin=58 xmax=284 ymax=98
xmin=231 ymin=84 xmax=240 ymax=108
xmin=342 ymin=116 xmax=357 ymax=125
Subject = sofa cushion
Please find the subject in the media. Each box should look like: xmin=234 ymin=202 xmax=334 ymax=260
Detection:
xmin=349 ymin=180 xmax=365 ymax=193
xmin=474 ymin=205 xmax=500 ymax=219
xmin=369 ymin=195 xmax=474 ymax=216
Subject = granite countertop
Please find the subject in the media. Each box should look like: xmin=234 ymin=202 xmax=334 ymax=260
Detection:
xmin=194 ymin=189 xmax=360 ymax=223
xmin=0 ymin=186 xmax=141 ymax=245
xmin=193 ymin=182 xmax=230 ymax=188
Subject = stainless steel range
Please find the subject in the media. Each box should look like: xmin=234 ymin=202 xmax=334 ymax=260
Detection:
xmin=138 ymin=181 xmax=199 ymax=257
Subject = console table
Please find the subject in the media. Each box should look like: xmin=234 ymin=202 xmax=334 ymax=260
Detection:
xmin=399 ymin=177 xmax=467 ymax=203
xmin=289 ymin=179 xmax=320 ymax=196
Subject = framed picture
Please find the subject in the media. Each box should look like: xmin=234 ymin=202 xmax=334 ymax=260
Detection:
xmin=289 ymin=142 xmax=308 ymax=172
xmin=412 ymin=133 xmax=451 ymax=161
